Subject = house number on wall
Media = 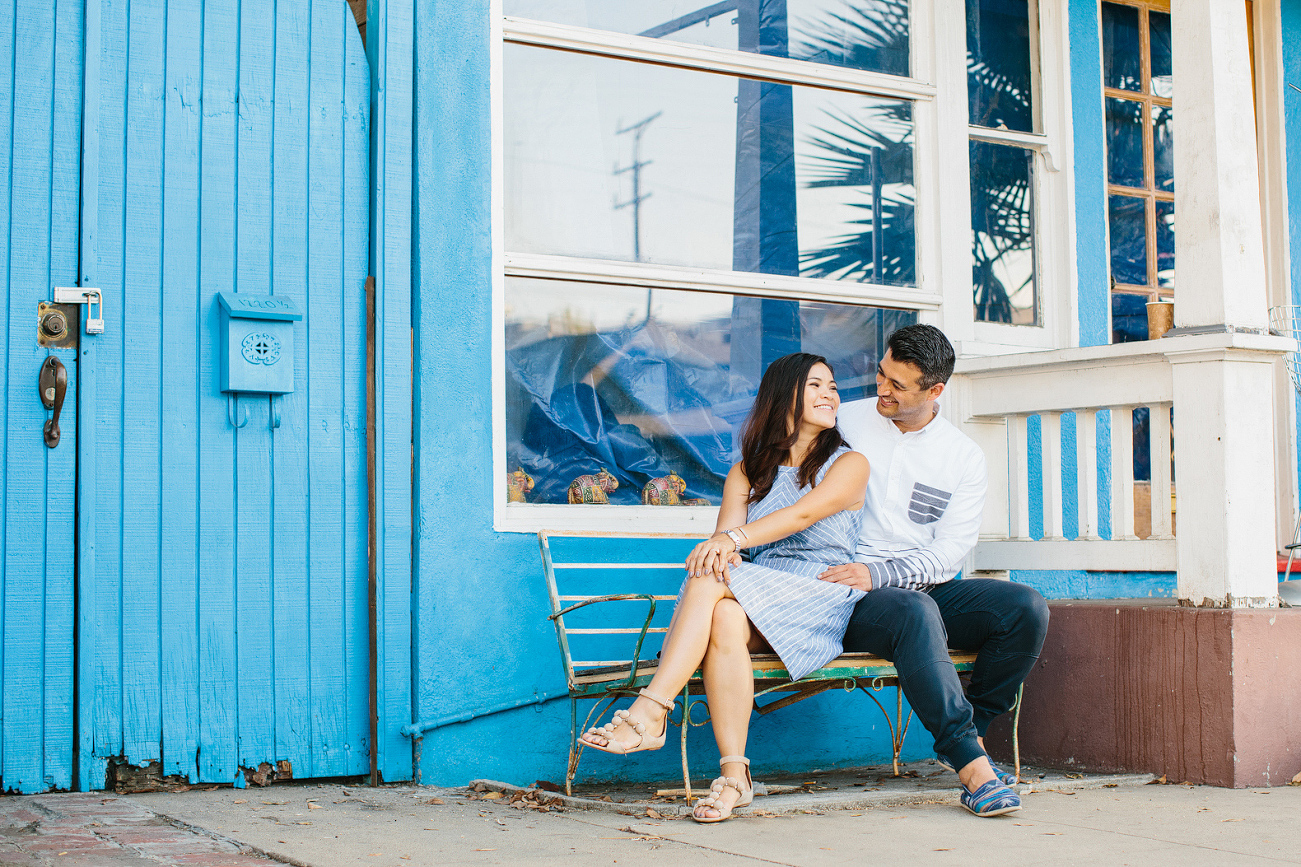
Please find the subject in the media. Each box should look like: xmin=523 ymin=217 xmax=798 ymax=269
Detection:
xmin=242 ymin=332 xmax=282 ymax=366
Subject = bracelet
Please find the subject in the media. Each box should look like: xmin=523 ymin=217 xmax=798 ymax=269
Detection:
xmin=723 ymin=528 xmax=746 ymax=549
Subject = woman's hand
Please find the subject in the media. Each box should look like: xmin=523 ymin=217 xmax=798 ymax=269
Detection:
xmin=686 ymin=533 xmax=738 ymax=581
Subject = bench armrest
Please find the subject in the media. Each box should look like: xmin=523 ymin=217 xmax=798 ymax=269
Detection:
xmin=550 ymin=593 xmax=658 ymax=693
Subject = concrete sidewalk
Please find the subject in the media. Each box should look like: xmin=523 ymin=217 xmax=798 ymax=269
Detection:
xmin=4 ymin=769 xmax=1301 ymax=866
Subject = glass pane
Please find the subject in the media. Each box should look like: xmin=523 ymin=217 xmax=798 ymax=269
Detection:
xmin=1106 ymin=97 xmax=1145 ymax=187
xmin=1108 ymin=194 xmax=1148 ymax=286
xmin=1111 ymin=292 xmax=1149 ymax=343
xmin=504 ymin=0 xmax=911 ymax=77
xmin=1155 ymin=200 xmax=1174 ymax=288
xmin=504 ymin=276 xmax=916 ymax=504
xmin=966 ymin=0 xmax=1034 ymax=132
xmin=1153 ymin=103 xmax=1174 ymax=191
xmin=1149 ymin=11 xmax=1172 ymax=98
xmin=504 ymin=44 xmax=917 ymax=286
xmin=970 ymin=141 xmax=1037 ymax=325
xmin=1101 ymin=2 xmax=1141 ymax=92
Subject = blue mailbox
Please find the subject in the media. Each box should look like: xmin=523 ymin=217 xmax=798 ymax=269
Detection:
xmin=217 ymin=291 xmax=303 ymax=394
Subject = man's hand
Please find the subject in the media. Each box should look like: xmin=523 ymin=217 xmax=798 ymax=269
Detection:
xmin=819 ymin=562 xmax=873 ymax=592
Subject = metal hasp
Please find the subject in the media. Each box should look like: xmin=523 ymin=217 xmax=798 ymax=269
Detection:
xmin=216 ymin=291 xmax=303 ymax=394
xmin=53 ymin=286 xmax=104 ymax=334
xmin=39 ymin=356 xmax=67 ymax=448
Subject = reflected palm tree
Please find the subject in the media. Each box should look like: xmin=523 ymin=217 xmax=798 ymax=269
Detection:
xmin=797 ymin=0 xmax=1033 ymax=321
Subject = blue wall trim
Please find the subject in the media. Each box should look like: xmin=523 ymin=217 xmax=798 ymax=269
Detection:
xmin=1070 ymin=0 xmax=1109 ymax=347
xmin=1283 ymin=0 xmax=1301 ymax=496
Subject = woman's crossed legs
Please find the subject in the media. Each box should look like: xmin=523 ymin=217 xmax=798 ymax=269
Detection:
xmin=578 ymin=574 xmax=763 ymax=818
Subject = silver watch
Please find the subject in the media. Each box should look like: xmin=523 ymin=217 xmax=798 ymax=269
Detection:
xmin=724 ymin=528 xmax=746 ymax=549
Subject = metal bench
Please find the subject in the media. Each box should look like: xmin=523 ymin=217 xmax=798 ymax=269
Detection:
xmin=539 ymin=531 xmax=1023 ymax=801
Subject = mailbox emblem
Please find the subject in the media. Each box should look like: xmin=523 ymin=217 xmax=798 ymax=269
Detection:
xmin=242 ymin=332 xmax=282 ymax=366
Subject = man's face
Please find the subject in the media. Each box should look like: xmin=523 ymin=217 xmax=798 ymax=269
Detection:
xmin=875 ymin=349 xmax=943 ymax=430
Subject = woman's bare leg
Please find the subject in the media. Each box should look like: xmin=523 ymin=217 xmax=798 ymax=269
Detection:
xmin=694 ymin=598 xmax=756 ymax=819
xmin=581 ymin=573 xmax=730 ymax=751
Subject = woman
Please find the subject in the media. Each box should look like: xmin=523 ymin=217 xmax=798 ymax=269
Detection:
xmin=578 ymin=353 xmax=870 ymax=823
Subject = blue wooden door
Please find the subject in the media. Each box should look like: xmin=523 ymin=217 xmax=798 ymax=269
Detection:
xmin=0 ymin=0 xmax=83 ymax=794
xmin=73 ymin=0 xmax=376 ymax=790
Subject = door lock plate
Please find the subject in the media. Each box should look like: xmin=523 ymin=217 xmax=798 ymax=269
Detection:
xmin=37 ymin=301 xmax=80 ymax=348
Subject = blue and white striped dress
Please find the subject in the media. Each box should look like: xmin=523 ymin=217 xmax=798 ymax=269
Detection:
xmin=723 ymin=447 xmax=866 ymax=681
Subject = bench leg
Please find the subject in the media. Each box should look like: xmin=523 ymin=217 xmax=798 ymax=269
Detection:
xmin=679 ymin=684 xmax=693 ymax=806
xmin=1011 ymin=683 xmax=1023 ymax=783
xmin=566 ymin=697 xmax=579 ymax=797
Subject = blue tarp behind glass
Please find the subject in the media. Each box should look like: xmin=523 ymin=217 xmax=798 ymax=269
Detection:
xmin=505 ymin=278 xmax=915 ymax=504
xmin=503 ymin=0 xmax=910 ymax=77
xmin=966 ymin=0 xmax=1034 ymax=133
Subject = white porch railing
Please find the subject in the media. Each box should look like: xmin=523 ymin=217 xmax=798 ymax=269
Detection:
xmin=948 ymin=332 xmax=1292 ymax=582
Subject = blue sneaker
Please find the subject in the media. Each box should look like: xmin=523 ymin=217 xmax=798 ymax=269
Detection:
xmin=960 ymin=779 xmax=1022 ymax=817
xmin=935 ymin=752 xmax=1018 ymax=786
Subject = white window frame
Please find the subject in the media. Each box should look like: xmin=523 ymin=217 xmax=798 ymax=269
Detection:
xmin=491 ymin=0 xmax=1077 ymax=534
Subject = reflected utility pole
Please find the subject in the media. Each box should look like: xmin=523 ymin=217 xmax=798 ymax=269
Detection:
xmin=615 ymin=111 xmax=661 ymax=321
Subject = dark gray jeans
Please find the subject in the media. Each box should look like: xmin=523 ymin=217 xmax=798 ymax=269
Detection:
xmin=842 ymin=579 xmax=1049 ymax=772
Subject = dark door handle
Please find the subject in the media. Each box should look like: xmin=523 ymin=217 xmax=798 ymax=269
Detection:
xmin=39 ymin=356 xmax=67 ymax=448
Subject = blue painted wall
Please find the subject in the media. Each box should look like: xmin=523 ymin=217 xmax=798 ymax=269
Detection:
xmin=1070 ymin=0 xmax=1110 ymax=348
xmin=1284 ymin=0 xmax=1301 ymax=496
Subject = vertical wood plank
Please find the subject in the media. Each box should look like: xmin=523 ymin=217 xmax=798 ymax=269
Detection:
xmin=196 ymin=0 xmax=241 ymax=785
xmin=1076 ymin=409 xmax=1100 ymax=539
xmin=369 ymin=0 xmax=415 ymax=783
xmin=306 ymin=0 xmax=355 ymax=777
xmin=269 ymin=0 xmax=313 ymax=779
xmin=1150 ymin=403 xmax=1174 ymax=539
xmin=120 ymin=0 xmax=167 ymax=766
xmin=232 ymin=0 xmax=277 ymax=775
xmin=1007 ymin=415 xmax=1031 ymax=540
xmin=1041 ymin=412 xmax=1064 ymax=540
xmin=42 ymin=0 xmax=84 ymax=793
xmin=343 ymin=4 xmax=375 ymax=778
xmin=0 ymin=0 xmax=16 ymax=788
xmin=158 ymin=0 xmax=204 ymax=782
xmin=1111 ymin=406 xmax=1138 ymax=540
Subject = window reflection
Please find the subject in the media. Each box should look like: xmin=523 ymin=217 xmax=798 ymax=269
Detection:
xmin=1152 ymin=104 xmax=1173 ymax=191
xmin=1101 ymin=2 xmax=1142 ymax=91
xmin=504 ymin=0 xmax=911 ymax=77
xmin=1155 ymin=200 xmax=1174 ymax=287
xmin=505 ymin=277 xmax=915 ymax=504
xmin=1108 ymin=194 xmax=1147 ymax=286
xmin=1106 ymin=98 xmax=1145 ymax=188
xmin=504 ymin=44 xmax=917 ymax=286
xmin=1149 ymin=11 xmax=1172 ymax=98
xmin=966 ymin=0 xmax=1034 ymax=133
xmin=971 ymin=141 xmax=1037 ymax=325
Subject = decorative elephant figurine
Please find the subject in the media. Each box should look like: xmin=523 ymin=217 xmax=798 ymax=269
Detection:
xmin=506 ymin=467 xmax=534 ymax=503
xmin=568 ymin=469 xmax=619 ymax=504
xmin=642 ymin=473 xmax=687 ymax=506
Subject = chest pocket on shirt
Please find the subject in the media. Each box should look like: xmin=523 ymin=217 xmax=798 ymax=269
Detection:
xmin=908 ymin=483 xmax=951 ymax=525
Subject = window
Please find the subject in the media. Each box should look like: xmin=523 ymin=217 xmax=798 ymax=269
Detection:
xmin=496 ymin=0 xmax=1061 ymax=528
xmin=1101 ymin=0 xmax=1173 ymax=343
xmin=967 ymin=0 xmax=1041 ymax=326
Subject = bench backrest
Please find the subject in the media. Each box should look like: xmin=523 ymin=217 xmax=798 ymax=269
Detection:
xmin=538 ymin=532 xmax=697 ymax=688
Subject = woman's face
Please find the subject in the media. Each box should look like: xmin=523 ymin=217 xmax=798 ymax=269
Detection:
xmin=798 ymin=363 xmax=839 ymax=431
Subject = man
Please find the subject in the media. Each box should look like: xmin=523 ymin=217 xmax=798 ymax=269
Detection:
xmin=821 ymin=323 xmax=1049 ymax=817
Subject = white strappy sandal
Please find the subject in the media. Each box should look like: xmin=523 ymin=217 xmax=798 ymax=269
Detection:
xmin=692 ymin=756 xmax=753 ymax=823
xmin=578 ymin=688 xmax=674 ymax=755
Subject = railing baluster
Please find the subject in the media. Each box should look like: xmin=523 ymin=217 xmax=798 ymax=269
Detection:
xmin=1076 ymin=409 xmax=1100 ymax=540
xmin=1041 ymin=412 xmax=1065 ymax=540
xmin=1150 ymin=403 xmax=1174 ymax=539
xmin=1008 ymin=414 xmax=1031 ymax=541
xmin=1111 ymin=405 xmax=1138 ymax=540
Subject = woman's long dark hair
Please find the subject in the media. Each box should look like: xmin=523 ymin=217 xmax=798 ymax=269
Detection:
xmin=740 ymin=353 xmax=847 ymax=504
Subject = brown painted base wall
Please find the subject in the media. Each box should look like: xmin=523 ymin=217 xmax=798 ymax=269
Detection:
xmin=985 ymin=600 xmax=1301 ymax=787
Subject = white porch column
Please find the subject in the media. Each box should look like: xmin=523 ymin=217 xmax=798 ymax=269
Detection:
xmin=1168 ymin=0 xmax=1278 ymax=606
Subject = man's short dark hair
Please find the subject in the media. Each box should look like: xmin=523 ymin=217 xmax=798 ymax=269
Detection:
xmin=886 ymin=324 xmax=955 ymax=389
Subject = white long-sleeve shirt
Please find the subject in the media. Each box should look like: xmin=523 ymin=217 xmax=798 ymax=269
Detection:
xmin=837 ymin=398 xmax=987 ymax=591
